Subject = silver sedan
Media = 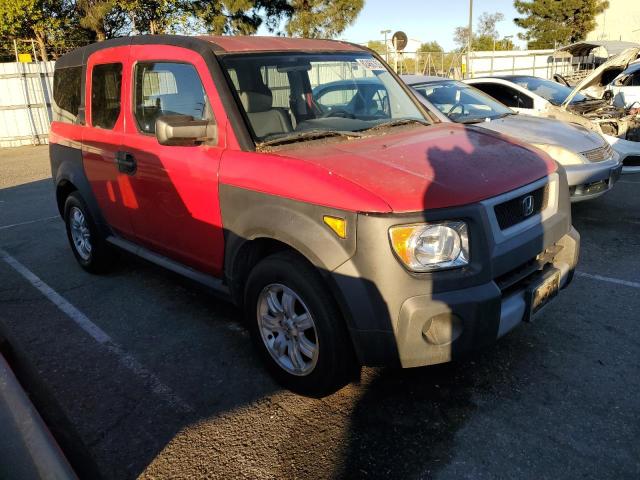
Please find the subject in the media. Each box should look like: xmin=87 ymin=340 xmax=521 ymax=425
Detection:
xmin=403 ymin=75 xmax=622 ymax=202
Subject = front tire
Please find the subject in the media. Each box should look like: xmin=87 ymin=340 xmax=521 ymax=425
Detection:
xmin=245 ymin=251 xmax=356 ymax=396
xmin=64 ymin=192 xmax=118 ymax=273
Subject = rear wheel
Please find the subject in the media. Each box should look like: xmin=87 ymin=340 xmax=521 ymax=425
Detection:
xmin=245 ymin=251 xmax=356 ymax=396
xmin=64 ymin=192 xmax=118 ymax=273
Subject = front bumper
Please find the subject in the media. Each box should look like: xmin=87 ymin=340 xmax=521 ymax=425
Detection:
xmin=565 ymin=158 xmax=622 ymax=202
xmin=603 ymin=134 xmax=640 ymax=174
xmin=329 ymin=172 xmax=579 ymax=368
xmin=394 ymin=227 xmax=579 ymax=367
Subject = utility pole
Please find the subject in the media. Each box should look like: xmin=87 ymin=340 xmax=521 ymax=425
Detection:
xmin=381 ymin=29 xmax=391 ymax=63
xmin=466 ymin=0 xmax=473 ymax=79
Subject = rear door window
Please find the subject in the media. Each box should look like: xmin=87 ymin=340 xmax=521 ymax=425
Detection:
xmin=53 ymin=66 xmax=82 ymax=123
xmin=133 ymin=62 xmax=210 ymax=134
xmin=91 ymin=63 xmax=122 ymax=129
xmin=473 ymin=83 xmax=533 ymax=109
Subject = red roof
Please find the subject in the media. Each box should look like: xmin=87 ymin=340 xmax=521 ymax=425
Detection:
xmin=197 ymin=35 xmax=365 ymax=53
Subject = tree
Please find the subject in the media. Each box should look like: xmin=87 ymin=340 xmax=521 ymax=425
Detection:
xmin=454 ymin=12 xmax=513 ymax=51
xmin=124 ymin=0 xmax=188 ymax=34
xmin=77 ymin=0 xmax=128 ymax=40
xmin=418 ymin=41 xmax=443 ymax=53
xmin=285 ymin=0 xmax=364 ymax=38
xmin=367 ymin=40 xmax=386 ymax=56
xmin=514 ymin=0 xmax=609 ymax=49
xmin=0 ymin=0 xmax=71 ymax=59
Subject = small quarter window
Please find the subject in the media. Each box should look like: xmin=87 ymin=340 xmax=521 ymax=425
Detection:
xmin=53 ymin=66 xmax=82 ymax=124
xmin=134 ymin=62 xmax=210 ymax=134
xmin=91 ymin=63 xmax=122 ymax=129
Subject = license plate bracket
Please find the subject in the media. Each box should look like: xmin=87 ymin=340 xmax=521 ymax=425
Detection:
xmin=525 ymin=268 xmax=561 ymax=322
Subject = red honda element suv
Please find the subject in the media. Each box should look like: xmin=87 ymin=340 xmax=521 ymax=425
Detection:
xmin=50 ymin=35 xmax=579 ymax=395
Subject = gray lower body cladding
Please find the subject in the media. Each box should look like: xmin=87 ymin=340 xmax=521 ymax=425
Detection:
xmin=221 ymin=173 xmax=579 ymax=369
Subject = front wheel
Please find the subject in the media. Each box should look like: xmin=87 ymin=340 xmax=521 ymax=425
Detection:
xmin=64 ymin=192 xmax=118 ymax=273
xmin=244 ymin=251 xmax=357 ymax=396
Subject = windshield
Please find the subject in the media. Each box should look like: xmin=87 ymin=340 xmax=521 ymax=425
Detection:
xmin=507 ymin=76 xmax=590 ymax=105
xmin=220 ymin=53 xmax=428 ymax=145
xmin=412 ymin=80 xmax=513 ymax=122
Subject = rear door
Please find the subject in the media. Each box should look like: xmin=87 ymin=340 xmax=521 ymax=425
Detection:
xmin=120 ymin=45 xmax=227 ymax=276
xmin=82 ymin=46 xmax=136 ymax=239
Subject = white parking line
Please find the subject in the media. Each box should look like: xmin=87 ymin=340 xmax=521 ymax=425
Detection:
xmin=576 ymin=271 xmax=640 ymax=289
xmin=0 ymin=248 xmax=194 ymax=413
xmin=0 ymin=216 xmax=59 ymax=231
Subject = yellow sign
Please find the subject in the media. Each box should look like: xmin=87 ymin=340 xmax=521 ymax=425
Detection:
xmin=18 ymin=53 xmax=32 ymax=63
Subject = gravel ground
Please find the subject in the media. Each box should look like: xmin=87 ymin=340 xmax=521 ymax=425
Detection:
xmin=0 ymin=146 xmax=639 ymax=479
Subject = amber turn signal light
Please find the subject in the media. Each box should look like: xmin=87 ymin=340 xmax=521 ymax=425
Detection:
xmin=323 ymin=215 xmax=347 ymax=239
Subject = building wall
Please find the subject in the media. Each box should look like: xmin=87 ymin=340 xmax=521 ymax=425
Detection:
xmin=587 ymin=0 xmax=640 ymax=43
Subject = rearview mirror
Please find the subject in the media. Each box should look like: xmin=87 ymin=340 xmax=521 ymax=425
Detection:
xmin=155 ymin=115 xmax=217 ymax=146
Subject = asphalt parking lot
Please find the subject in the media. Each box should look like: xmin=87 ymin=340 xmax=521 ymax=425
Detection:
xmin=1 ymin=145 xmax=639 ymax=479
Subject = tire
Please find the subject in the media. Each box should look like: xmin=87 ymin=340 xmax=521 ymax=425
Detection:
xmin=244 ymin=251 xmax=357 ymax=396
xmin=64 ymin=192 xmax=118 ymax=273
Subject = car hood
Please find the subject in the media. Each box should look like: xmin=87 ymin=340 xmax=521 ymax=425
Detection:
xmin=273 ymin=123 xmax=556 ymax=213
xmin=477 ymin=114 xmax=605 ymax=153
xmin=562 ymin=47 xmax=640 ymax=108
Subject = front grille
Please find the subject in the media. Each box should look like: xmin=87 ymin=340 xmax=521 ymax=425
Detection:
xmin=494 ymin=185 xmax=549 ymax=230
xmin=580 ymin=143 xmax=614 ymax=162
xmin=623 ymin=155 xmax=640 ymax=167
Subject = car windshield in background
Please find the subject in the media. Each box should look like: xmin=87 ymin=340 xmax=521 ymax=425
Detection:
xmin=220 ymin=53 xmax=428 ymax=145
xmin=412 ymin=80 xmax=513 ymax=123
xmin=507 ymin=76 xmax=590 ymax=105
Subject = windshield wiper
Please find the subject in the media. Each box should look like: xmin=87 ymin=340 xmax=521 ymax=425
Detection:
xmin=457 ymin=117 xmax=486 ymax=124
xmin=257 ymin=129 xmax=364 ymax=148
xmin=358 ymin=118 xmax=430 ymax=132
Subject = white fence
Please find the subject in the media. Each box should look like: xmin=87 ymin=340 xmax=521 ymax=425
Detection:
xmin=0 ymin=61 xmax=54 ymax=147
xmin=468 ymin=49 xmax=557 ymax=78
xmin=394 ymin=49 xmax=561 ymax=80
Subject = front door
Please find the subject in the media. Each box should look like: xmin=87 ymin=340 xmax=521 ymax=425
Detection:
xmin=120 ymin=45 xmax=227 ymax=276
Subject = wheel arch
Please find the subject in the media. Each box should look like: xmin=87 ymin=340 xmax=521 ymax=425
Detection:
xmin=55 ymin=179 xmax=78 ymax=216
xmin=226 ymin=233 xmax=364 ymax=365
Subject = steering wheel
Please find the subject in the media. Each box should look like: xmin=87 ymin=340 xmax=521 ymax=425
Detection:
xmin=447 ymin=103 xmax=466 ymax=116
xmin=321 ymin=108 xmax=356 ymax=119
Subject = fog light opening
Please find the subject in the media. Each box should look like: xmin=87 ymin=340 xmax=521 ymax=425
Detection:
xmin=422 ymin=313 xmax=463 ymax=346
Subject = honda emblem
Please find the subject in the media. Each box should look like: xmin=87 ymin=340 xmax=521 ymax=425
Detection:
xmin=522 ymin=195 xmax=534 ymax=217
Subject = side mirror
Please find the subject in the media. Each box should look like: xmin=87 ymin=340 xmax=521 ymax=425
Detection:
xmin=155 ymin=115 xmax=217 ymax=146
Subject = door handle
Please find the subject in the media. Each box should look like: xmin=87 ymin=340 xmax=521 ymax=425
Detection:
xmin=116 ymin=151 xmax=137 ymax=175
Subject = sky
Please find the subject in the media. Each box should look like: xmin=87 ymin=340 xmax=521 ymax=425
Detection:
xmin=336 ymin=0 xmax=527 ymax=50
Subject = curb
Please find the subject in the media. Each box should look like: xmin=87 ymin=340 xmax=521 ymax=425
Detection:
xmin=0 ymin=353 xmax=77 ymax=480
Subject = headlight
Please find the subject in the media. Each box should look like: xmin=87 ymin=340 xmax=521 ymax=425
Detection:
xmin=389 ymin=221 xmax=469 ymax=272
xmin=532 ymin=143 xmax=585 ymax=165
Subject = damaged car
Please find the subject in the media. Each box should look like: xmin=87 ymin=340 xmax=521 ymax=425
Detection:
xmin=466 ymin=47 xmax=640 ymax=173
xmin=403 ymin=75 xmax=622 ymax=202
xmin=605 ymin=60 xmax=640 ymax=109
